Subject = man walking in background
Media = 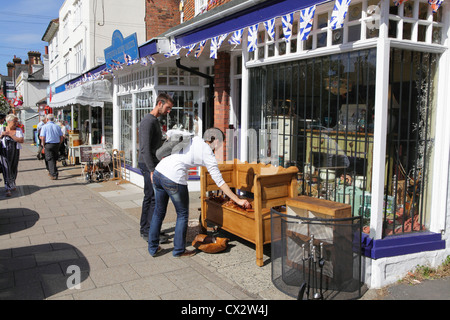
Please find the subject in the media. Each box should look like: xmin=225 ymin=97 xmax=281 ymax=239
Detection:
xmin=138 ymin=93 xmax=174 ymax=241
xmin=39 ymin=114 xmax=63 ymax=180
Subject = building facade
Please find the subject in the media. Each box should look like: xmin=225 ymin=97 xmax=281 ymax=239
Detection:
xmin=43 ymin=0 xmax=146 ymax=146
xmin=49 ymin=0 xmax=450 ymax=290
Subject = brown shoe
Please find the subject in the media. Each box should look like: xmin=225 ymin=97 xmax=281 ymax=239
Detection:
xmin=175 ymin=249 xmax=196 ymax=258
xmin=5 ymin=191 xmax=11 ymax=197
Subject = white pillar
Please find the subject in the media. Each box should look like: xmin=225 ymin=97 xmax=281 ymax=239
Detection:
xmin=132 ymin=93 xmax=137 ymax=168
xmin=240 ymin=31 xmax=249 ymax=162
xmin=369 ymin=0 xmax=390 ymax=240
xmin=113 ymin=82 xmax=120 ymax=150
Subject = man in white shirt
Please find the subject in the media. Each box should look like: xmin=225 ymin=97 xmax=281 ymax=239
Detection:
xmin=148 ymin=128 xmax=250 ymax=258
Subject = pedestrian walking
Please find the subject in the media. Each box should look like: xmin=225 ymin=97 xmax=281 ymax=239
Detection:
xmin=0 ymin=114 xmax=24 ymax=197
xmin=39 ymin=114 xmax=63 ymax=180
xmin=148 ymin=128 xmax=251 ymax=257
xmin=137 ymin=93 xmax=174 ymax=242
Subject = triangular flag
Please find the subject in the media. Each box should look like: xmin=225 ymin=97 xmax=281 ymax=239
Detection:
xmin=210 ymin=34 xmax=227 ymax=59
xmin=195 ymin=40 xmax=206 ymax=58
xmin=330 ymin=0 xmax=352 ymax=30
xmin=299 ymin=5 xmax=316 ymax=41
xmin=264 ymin=18 xmax=276 ymax=41
xmin=228 ymin=29 xmax=244 ymax=45
xmin=247 ymin=24 xmax=259 ymax=52
xmin=428 ymin=0 xmax=443 ymax=12
xmin=282 ymin=13 xmax=294 ymax=43
xmin=185 ymin=43 xmax=196 ymax=57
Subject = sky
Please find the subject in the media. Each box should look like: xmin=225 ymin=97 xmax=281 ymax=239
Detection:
xmin=0 ymin=0 xmax=64 ymax=76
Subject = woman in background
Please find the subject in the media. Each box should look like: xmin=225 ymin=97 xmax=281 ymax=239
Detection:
xmin=0 ymin=114 xmax=24 ymax=197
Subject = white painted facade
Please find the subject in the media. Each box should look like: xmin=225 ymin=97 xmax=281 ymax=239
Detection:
xmin=47 ymin=0 xmax=146 ymax=87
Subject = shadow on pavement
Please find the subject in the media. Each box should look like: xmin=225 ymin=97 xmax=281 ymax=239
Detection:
xmin=0 ymin=243 xmax=90 ymax=299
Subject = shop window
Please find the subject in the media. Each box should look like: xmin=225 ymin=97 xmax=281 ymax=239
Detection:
xmin=388 ymin=0 xmax=444 ymax=44
xmin=157 ymin=66 xmax=200 ymax=86
xmin=158 ymin=90 xmax=200 ymax=135
xmin=248 ymin=47 xmax=438 ymax=238
xmin=384 ymin=49 xmax=438 ymax=237
xmin=118 ymin=95 xmax=133 ymax=165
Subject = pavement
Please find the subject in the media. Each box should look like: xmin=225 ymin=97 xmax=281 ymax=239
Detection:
xmin=0 ymin=143 xmax=449 ymax=302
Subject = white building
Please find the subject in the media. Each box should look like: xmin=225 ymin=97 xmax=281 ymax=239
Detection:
xmin=42 ymin=0 xmax=146 ymax=145
xmin=14 ymin=52 xmax=49 ymax=140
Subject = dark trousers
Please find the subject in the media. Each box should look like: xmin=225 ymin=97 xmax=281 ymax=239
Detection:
xmin=138 ymin=162 xmax=155 ymax=235
xmin=44 ymin=143 xmax=60 ymax=177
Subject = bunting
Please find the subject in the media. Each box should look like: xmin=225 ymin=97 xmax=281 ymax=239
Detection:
xmin=264 ymin=18 xmax=276 ymax=41
xmin=330 ymin=0 xmax=352 ymax=30
xmin=428 ymin=0 xmax=443 ymax=12
xmin=299 ymin=5 xmax=316 ymax=41
xmin=282 ymin=13 xmax=294 ymax=43
xmin=164 ymin=39 xmax=181 ymax=58
xmin=113 ymin=0 xmax=444 ymax=66
xmin=195 ymin=40 xmax=207 ymax=58
xmin=393 ymin=0 xmax=409 ymax=5
xmin=228 ymin=28 xmax=244 ymax=45
xmin=185 ymin=43 xmax=196 ymax=57
xmin=210 ymin=34 xmax=227 ymax=59
xmin=247 ymin=24 xmax=259 ymax=52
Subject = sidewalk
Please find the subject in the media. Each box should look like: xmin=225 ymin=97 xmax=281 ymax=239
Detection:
xmin=0 ymin=143 xmax=288 ymax=300
xmin=1 ymin=143 xmax=448 ymax=300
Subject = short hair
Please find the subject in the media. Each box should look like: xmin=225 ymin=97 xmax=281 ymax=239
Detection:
xmin=155 ymin=92 xmax=175 ymax=107
xmin=46 ymin=114 xmax=55 ymax=121
xmin=5 ymin=114 xmax=18 ymax=122
xmin=0 ymin=113 xmax=6 ymax=120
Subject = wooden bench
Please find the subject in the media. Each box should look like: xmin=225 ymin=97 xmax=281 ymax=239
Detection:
xmin=200 ymin=159 xmax=298 ymax=266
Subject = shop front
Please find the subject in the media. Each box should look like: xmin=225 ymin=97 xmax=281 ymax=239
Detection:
xmin=49 ymin=69 xmax=114 ymax=164
xmin=156 ymin=0 xmax=449 ymax=288
xmin=112 ymin=54 xmax=210 ymax=188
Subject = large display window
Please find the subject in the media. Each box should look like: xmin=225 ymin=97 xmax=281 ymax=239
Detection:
xmin=249 ymin=47 xmax=438 ymax=237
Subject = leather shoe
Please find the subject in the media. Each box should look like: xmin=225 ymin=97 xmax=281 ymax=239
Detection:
xmin=151 ymin=246 xmax=163 ymax=257
xmin=174 ymin=249 xmax=196 ymax=258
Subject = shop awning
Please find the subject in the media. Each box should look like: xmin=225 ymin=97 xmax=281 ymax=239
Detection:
xmin=49 ymin=79 xmax=113 ymax=109
xmin=171 ymin=0 xmax=331 ymax=47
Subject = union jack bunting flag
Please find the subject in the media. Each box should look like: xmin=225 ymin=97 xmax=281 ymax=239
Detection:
xmin=282 ymin=13 xmax=294 ymax=43
xmin=330 ymin=0 xmax=352 ymax=30
xmin=140 ymin=57 xmax=148 ymax=66
xmin=247 ymin=24 xmax=259 ymax=52
xmin=148 ymin=56 xmax=156 ymax=65
xmin=210 ymin=34 xmax=227 ymax=59
xmin=393 ymin=0 xmax=409 ymax=5
xmin=195 ymin=40 xmax=206 ymax=58
xmin=264 ymin=18 xmax=276 ymax=41
xmin=164 ymin=39 xmax=181 ymax=58
xmin=228 ymin=28 xmax=244 ymax=45
xmin=299 ymin=5 xmax=316 ymax=41
xmin=428 ymin=0 xmax=443 ymax=12
xmin=185 ymin=43 xmax=196 ymax=57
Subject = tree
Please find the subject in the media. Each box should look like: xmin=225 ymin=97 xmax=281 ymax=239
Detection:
xmin=0 ymin=93 xmax=11 ymax=114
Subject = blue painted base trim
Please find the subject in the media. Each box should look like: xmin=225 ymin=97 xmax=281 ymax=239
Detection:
xmin=361 ymin=232 xmax=445 ymax=259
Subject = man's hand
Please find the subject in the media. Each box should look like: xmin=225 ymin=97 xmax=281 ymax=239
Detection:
xmin=150 ymin=171 xmax=154 ymax=183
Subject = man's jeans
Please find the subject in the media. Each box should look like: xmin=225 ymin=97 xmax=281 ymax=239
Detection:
xmin=138 ymin=162 xmax=155 ymax=236
xmin=148 ymin=170 xmax=189 ymax=257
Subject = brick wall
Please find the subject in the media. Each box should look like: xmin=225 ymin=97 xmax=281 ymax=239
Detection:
xmin=183 ymin=0 xmax=233 ymax=22
xmin=145 ymin=0 xmax=180 ymax=40
xmin=213 ymin=51 xmax=231 ymax=160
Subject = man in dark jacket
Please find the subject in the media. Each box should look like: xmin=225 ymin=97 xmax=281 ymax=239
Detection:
xmin=138 ymin=93 xmax=174 ymax=241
